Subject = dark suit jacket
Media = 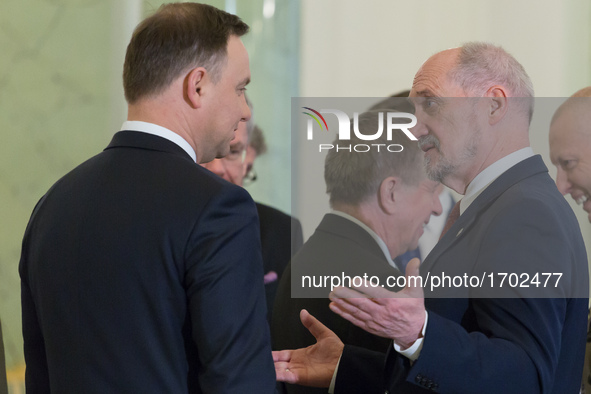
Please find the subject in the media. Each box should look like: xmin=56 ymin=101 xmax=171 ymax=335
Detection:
xmin=256 ymin=202 xmax=303 ymax=324
xmin=335 ymin=155 xmax=589 ymax=394
xmin=19 ymin=131 xmax=275 ymax=393
xmin=272 ymin=213 xmax=402 ymax=394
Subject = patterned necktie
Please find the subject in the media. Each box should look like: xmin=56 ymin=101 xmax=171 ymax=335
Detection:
xmin=439 ymin=200 xmax=461 ymax=240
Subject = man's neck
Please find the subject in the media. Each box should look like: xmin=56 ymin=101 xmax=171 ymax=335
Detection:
xmin=127 ymin=101 xmax=202 ymax=161
xmin=446 ymin=140 xmax=531 ymax=195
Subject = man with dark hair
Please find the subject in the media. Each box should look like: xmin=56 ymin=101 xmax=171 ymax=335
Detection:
xmin=20 ymin=3 xmax=274 ymax=393
xmin=244 ymin=125 xmax=267 ymax=182
xmin=272 ymin=111 xmax=442 ymax=394
xmin=274 ymin=42 xmax=588 ymax=394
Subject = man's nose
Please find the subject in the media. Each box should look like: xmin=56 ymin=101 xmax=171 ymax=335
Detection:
xmin=241 ymin=97 xmax=251 ymax=122
xmin=555 ymin=168 xmax=571 ymax=196
xmin=411 ymin=115 xmax=428 ymax=139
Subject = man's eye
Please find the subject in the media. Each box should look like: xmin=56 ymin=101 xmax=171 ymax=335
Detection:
xmin=561 ymin=160 xmax=577 ymax=170
xmin=422 ymin=99 xmax=437 ymax=111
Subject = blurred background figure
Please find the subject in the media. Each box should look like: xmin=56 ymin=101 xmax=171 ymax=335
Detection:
xmin=244 ymin=125 xmax=267 ymax=186
xmin=0 ymin=320 xmax=7 ymax=394
xmin=368 ymin=91 xmax=456 ymax=271
xmin=548 ymin=86 xmax=591 ymax=394
xmin=202 ymin=99 xmax=303 ymax=325
xmin=549 ymin=87 xmax=591 ymax=223
xmin=272 ymin=111 xmax=442 ymax=394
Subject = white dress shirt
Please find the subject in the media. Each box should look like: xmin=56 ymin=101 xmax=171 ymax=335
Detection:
xmin=121 ymin=120 xmax=197 ymax=163
xmin=395 ymin=147 xmax=534 ymax=361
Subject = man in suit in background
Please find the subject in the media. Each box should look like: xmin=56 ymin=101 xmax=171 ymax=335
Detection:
xmin=202 ymin=106 xmax=303 ymax=324
xmin=549 ymin=86 xmax=591 ymax=393
xmin=549 ymin=86 xmax=591 ymax=223
xmin=274 ymin=42 xmax=588 ymax=394
xmin=368 ymin=92 xmax=456 ymax=271
xmin=19 ymin=3 xmax=275 ymax=393
xmin=272 ymin=111 xmax=442 ymax=394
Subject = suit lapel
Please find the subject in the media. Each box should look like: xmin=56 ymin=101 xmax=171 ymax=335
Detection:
xmin=422 ymin=155 xmax=549 ymax=274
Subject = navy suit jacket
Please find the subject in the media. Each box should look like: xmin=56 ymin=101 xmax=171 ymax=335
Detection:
xmin=335 ymin=155 xmax=589 ymax=394
xmin=272 ymin=214 xmax=401 ymax=394
xmin=19 ymin=131 xmax=275 ymax=393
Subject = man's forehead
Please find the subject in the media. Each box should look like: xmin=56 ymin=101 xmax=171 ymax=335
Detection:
xmin=411 ymin=49 xmax=461 ymax=97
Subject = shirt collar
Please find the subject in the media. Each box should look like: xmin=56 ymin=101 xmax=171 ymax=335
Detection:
xmin=330 ymin=210 xmax=398 ymax=270
xmin=460 ymin=147 xmax=534 ymax=214
xmin=121 ymin=121 xmax=197 ymax=163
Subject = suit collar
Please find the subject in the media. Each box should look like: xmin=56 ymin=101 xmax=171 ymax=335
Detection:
xmin=318 ymin=213 xmax=396 ymax=268
xmin=104 ymin=130 xmax=195 ymax=163
xmin=422 ymin=155 xmax=548 ymax=272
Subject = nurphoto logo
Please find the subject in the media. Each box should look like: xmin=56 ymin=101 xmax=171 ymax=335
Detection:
xmin=301 ymin=107 xmax=417 ymax=153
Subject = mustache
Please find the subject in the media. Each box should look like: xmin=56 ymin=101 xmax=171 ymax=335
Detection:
xmin=418 ymin=134 xmax=441 ymax=150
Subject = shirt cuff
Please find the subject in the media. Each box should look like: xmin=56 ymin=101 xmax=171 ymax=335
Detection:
xmin=393 ymin=310 xmax=428 ymax=362
xmin=328 ymin=353 xmax=342 ymax=394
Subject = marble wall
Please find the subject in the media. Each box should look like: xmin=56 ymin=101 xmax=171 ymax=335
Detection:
xmin=0 ymin=0 xmax=116 ymax=368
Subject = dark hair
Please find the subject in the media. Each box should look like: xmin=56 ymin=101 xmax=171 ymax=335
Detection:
xmin=324 ymin=111 xmax=425 ymax=206
xmin=123 ymin=2 xmax=249 ymax=104
xmin=249 ymin=125 xmax=268 ymax=156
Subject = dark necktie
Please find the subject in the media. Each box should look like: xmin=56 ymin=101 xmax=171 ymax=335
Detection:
xmin=439 ymin=200 xmax=461 ymax=240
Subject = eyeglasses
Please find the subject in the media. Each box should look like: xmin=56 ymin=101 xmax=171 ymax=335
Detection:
xmin=243 ymin=168 xmax=257 ymax=185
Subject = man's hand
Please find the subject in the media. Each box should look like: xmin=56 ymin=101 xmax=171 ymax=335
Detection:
xmin=328 ymin=258 xmax=426 ymax=349
xmin=273 ymin=309 xmax=344 ymax=388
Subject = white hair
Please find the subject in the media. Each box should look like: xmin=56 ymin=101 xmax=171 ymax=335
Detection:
xmin=450 ymin=42 xmax=534 ymax=122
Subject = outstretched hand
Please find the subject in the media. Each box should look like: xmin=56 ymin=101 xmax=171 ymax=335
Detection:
xmin=273 ymin=309 xmax=344 ymax=388
xmin=329 ymin=258 xmax=426 ymax=349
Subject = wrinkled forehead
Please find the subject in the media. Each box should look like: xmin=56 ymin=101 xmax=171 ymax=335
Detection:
xmin=410 ymin=49 xmax=461 ymax=98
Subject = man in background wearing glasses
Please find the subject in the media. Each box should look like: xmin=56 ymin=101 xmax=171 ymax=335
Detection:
xmin=202 ymin=106 xmax=303 ymax=326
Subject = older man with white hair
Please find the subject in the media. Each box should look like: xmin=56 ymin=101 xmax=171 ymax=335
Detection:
xmin=274 ymin=42 xmax=589 ymax=394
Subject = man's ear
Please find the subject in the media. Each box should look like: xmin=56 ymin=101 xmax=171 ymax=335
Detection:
xmin=485 ymin=86 xmax=508 ymax=126
xmin=185 ymin=67 xmax=207 ymax=109
xmin=378 ymin=176 xmax=398 ymax=214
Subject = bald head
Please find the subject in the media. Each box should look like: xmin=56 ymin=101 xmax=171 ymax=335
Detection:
xmin=571 ymin=86 xmax=591 ymax=98
xmin=550 ymin=86 xmax=591 ymax=130
xmin=549 ymin=87 xmax=591 ymax=222
xmin=409 ymin=42 xmax=532 ymax=193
